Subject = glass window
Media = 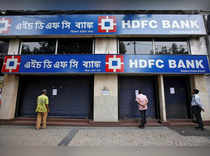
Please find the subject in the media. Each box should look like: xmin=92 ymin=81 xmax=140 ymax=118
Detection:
xmin=0 ymin=40 xmax=9 ymax=55
xmin=119 ymin=40 xmax=153 ymax=54
xmin=135 ymin=41 xmax=153 ymax=55
xmin=154 ymin=40 xmax=189 ymax=55
xmin=21 ymin=39 xmax=56 ymax=55
xmin=58 ymin=39 xmax=93 ymax=54
xmin=119 ymin=41 xmax=135 ymax=54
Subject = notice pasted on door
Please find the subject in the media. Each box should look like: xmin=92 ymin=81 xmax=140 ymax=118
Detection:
xmin=170 ymin=87 xmax=175 ymax=94
xmin=52 ymin=89 xmax=57 ymax=96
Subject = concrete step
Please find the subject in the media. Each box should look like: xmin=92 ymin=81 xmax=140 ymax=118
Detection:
xmin=1 ymin=117 xmax=209 ymax=127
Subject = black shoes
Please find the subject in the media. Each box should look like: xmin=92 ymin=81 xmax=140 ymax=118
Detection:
xmin=195 ymin=127 xmax=204 ymax=131
xmin=138 ymin=125 xmax=145 ymax=129
xmin=192 ymin=120 xmax=198 ymax=123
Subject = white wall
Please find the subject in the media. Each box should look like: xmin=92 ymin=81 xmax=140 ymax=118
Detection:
xmin=190 ymin=37 xmax=208 ymax=55
xmin=94 ymin=38 xmax=118 ymax=121
xmin=0 ymin=39 xmax=20 ymax=119
xmin=190 ymin=37 xmax=210 ymax=120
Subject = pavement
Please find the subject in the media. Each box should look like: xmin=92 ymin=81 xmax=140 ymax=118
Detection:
xmin=0 ymin=125 xmax=210 ymax=155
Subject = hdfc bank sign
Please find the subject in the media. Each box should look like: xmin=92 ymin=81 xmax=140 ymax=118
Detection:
xmin=1 ymin=55 xmax=209 ymax=74
xmin=0 ymin=14 xmax=206 ymax=36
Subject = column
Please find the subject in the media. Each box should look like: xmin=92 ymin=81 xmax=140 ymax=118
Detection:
xmin=193 ymin=75 xmax=210 ymax=120
xmin=0 ymin=39 xmax=20 ymax=119
xmin=94 ymin=38 xmax=118 ymax=122
xmin=157 ymin=75 xmax=167 ymax=122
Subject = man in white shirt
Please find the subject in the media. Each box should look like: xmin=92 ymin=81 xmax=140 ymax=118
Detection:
xmin=191 ymin=88 xmax=204 ymax=130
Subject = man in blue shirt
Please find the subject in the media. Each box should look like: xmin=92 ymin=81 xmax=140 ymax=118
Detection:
xmin=191 ymin=88 xmax=205 ymax=130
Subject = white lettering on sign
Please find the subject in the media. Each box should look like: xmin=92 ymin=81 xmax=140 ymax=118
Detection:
xmin=148 ymin=59 xmax=155 ymax=68
xmin=122 ymin=20 xmax=158 ymax=29
xmin=180 ymin=20 xmax=190 ymax=29
xmin=156 ymin=59 xmax=164 ymax=68
xmin=168 ymin=59 xmax=204 ymax=69
xmin=186 ymin=60 xmax=195 ymax=68
xmin=162 ymin=20 xmax=170 ymax=28
xmin=122 ymin=20 xmax=200 ymax=30
xmin=34 ymin=21 xmax=45 ymax=30
xmin=139 ymin=60 xmax=147 ymax=68
xmin=16 ymin=21 xmax=34 ymax=30
xmin=122 ymin=20 xmax=131 ymax=28
xmin=196 ymin=60 xmax=204 ymax=68
xmin=61 ymin=20 xmax=71 ymax=29
xmin=45 ymin=22 xmax=60 ymax=29
xmin=129 ymin=59 xmax=164 ymax=68
xmin=83 ymin=61 xmax=101 ymax=68
xmin=178 ymin=60 xmax=186 ymax=68
xmin=75 ymin=22 xmax=94 ymax=29
xmin=129 ymin=59 xmax=138 ymax=68
xmin=43 ymin=59 xmax=53 ymax=68
xmin=24 ymin=59 xmax=42 ymax=69
xmin=150 ymin=20 xmax=158 ymax=29
xmin=168 ymin=60 xmax=177 ymax=68
xmin=129 ymin=59 xmax=204 ymax=70
xmin=190 ymin=20 xmax=200 ymax=29
xmin=162 ymin=20 xmax=199 ymax=29
xmin=69 ymin=59 xmax=79 ymax=69
xmin=53 ymin=61 xmax=68 ymax=69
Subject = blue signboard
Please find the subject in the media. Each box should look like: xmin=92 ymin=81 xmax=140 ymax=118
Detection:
xmin=0 ymin=14 xmax=206 ymax=36
xmin=2 ymin=55 xmax=210 ymax=74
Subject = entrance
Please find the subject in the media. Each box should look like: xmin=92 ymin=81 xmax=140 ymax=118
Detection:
xmin=17 ymin=75 xmax=93 ymax=118
xmin=118 ymin=76 xmax=158 ymax=119
xmin=164 ymin=76 xmax=191 ymax=119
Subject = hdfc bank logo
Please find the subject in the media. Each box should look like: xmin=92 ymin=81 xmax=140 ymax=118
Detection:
xmin=0 ymin=18 xmax=11 ymax=34
xmin=1 ymin=56 xmax=21 ymax=73
xmin=106 ymin=55 xmax=124 ymax=72
xmin=98 ymin=16 xmax=117 ymax=33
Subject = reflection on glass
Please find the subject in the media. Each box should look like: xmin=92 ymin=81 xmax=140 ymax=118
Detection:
xmin=119 ymin=40 xmax=153 ymax=54
xmin=155 ymin=41 xmax=189 ymax=54
xmin=135 ymin=41 xmax=153 ymax=54
xmin=0 ymin=40 xmax=9 ymax=55
xmin=58 ymin=39 xmax=93 ymax=54
xmin=21 ymin=40 xmax=56 ymax=54
xmin=119 ymin=41 xmax=134 ymax=54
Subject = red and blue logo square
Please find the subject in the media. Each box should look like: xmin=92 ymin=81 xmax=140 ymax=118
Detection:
xmin=98 ymin=16 xmax=117 ymax=33
xmin=0 ymin=18 xmax=11 ymax=34
xmin=105 ymin=55 xmax=124 ymax=72
xmin=1 ymin=56 xmax=21 ymax=73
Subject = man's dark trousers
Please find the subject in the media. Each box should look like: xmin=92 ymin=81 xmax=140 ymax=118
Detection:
xmin=139 ymin=110 xmax=146 ymax=127
xmin=192 ymin=106 xmax=204 ymax=129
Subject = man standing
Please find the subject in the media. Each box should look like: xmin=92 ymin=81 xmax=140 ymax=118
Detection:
xmin=35 ymin=89 xmax=50 ymax=130
xmin=191 ymin=88 xmax=204 ymax=130
xmin=136 ymin=90 xmax=148 ymax=128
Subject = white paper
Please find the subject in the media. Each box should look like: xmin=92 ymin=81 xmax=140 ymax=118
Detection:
xmin=170 ymin=88 xmax=175 ymax=94
xmin=135 ymin=90 xmax=139 ymax=96
xmin=102 ymin=90 xmax=110 ymax=96
xmin=52 ymin=89 xmax=57 ymax=96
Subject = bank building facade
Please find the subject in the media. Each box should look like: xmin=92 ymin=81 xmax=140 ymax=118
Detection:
xmin=0 ymin=11 xmax=210 ymax=125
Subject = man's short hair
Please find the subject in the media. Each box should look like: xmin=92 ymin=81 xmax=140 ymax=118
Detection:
xmin=41 ymin=89 xmax=47 ymax=94
xmin=193 ymin=88 xmax=199 ymax=94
